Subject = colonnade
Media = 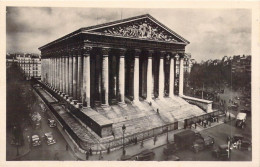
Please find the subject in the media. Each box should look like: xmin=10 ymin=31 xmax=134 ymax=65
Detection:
xmin=41 ymin=47 xmax=185 ymax=108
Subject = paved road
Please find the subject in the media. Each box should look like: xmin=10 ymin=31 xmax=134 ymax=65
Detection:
xmin=150 ymin=117 xmax=252 ymax=161
xmin=19 ymin=92 xmax=76 ymax=161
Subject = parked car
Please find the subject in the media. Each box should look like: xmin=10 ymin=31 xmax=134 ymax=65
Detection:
xmin=240 ymin=140 xmax=252 ymax=151
xmin=163 ymin=141 xmax=178 ymax=155
xmin=240 ymin=109 xmax=251 ymax=115
xmin=212 ymin=144 xmax=231 ymax=160
xmin=48 ymin=119 xmax=56 ymax=128
xmin=135 ymin=149 xmax=155 ymax=161
xmin=120 ymin=155 xmax=133 ymax=161
xmin=190 ymin=136 xmax=214 ymax=153
xmin=236 ymin=113 xmax=247 ymax=129
xmin=31 ymin=135 xmax=41 ymax=147
xmin=164 ymin=154 xmax=180 ymax=161
xmin=44 ymin=132 xmax=56 ymax=145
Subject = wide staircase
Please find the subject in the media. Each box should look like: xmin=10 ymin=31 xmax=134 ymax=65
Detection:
xmin=96 ymin=96 xmax=206 ymax=139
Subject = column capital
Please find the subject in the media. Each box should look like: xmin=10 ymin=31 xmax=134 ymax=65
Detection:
xmin=101 ymin=47 xmax=111 ymax=56
xmin=82 ymin=46 xmax=92 ymax=56
xmin=174 ymin=53 xmax=180 ymax=60
xmin=118 ymin=48 xmax=126 ymax=58
xmin=159 ymin=51 xmax=166 ymax=58
xmin=134 ymin=49 xmax=141 ymax=58
xmin=147 ymin=49 xmax=154 ymax=58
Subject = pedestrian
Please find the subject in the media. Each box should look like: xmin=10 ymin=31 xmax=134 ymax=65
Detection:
xmin=66 ymin=144 xmax=69 ymax=151
xmin=157 ymin=108 xmax=159 ymax=114
xmin=134 ymin=137 xmax=138 ymax=144
xmin=194 ymin=123 xmax=197 ymax=129
xmin=153 ymin=135 xmax=157 ymax=145
xmin=238 ymin=140 xmax=241 ymax=150
xmin=86 ymin=150 xmax=89 ymax=160
xmin=89 ymin=147 xmax=92 ymax=156
xmin=140 ymin=140 xmax=144 ymax=148
xmin=99 ymin=151 xmax=103 ymax=160
xmin=54 ymin=152 xmax=59 ymax=160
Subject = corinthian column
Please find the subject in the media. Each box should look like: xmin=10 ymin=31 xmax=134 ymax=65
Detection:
xmin=82 ymin=47 xmax=91 ymax=107
xmin=146 ymin=50 xmax=153 ymax=102
xmin=72 ymin=53 xmax=78 ymax=99
xmin=65 ymin=54 xmax=69 ymax=95
xmin=158 ymin=51 xmax=165 ymax=99
xmin=118 ymin=48 xmax=126 ymax=104
xmin=77 ymin=52 xmax=83 ymax=101
xmin=101 ymin=47 xmax=110 ymax=106
xmin=133 ymin=49 xmax=141 ymax=102
xmin=68 ymin=53 xmax=73 ymax=96
xmin=179 ymin=54 xmax=184 ymax=96
xmin=169 ymin=53 xmax=175 ymax=98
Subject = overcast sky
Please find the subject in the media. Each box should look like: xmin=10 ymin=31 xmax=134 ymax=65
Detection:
xmin=6 ymin=7 xmax=251 ymax=62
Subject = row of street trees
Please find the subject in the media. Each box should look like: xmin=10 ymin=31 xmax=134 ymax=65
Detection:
xmin=185 ymin=57 xmax=251 ymax=92
xmin=7 ymin=63 xmax=37 ymax=146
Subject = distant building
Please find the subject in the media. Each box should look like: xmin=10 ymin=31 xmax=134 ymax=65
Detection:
xmin=6 ymin=53 xmax=18 ymax=67
xmin=231 ymin=55 xmax=251 ymax=73
xmin=16 ymin=53 xmax=41 ymax=80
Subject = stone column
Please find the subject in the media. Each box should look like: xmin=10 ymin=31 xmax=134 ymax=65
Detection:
xmin=158 ymin=51 xmax=165 ymax=99
xmin=56 ymin=56 xmax=59 ymax=90
xmin=65 ymin=55 xmax=69 ymax=95
xmin=77 ymin=51 xmax=83 ymax=101
xmin=62 ymin=56 xmax=66 ymax=93
xmin=179 ymin=55 xmax=184 ymax=96
xmin=59 ymin=56 xmax=62 ymax=92
xmin=55 ymin=57 xmax=58 ymax=89
xmin=41 ymin=59 xmax=44 ymax=82
xmin=68 ymin=53 xmax=73 ymax=96
xmin=146 ymin=50 xmax=153 ymax=102
xmin=118 ymin=48 xmax=126 ymax=104
xmin=51 ymin=57 xmax=53 ymax=86
xmin=101 ymin=47 xmax=110 ymax=106
xmin=169 ymin=53 xmax=175 ymax=98
xmin=72 ymin=53 xmax=78 ymax=99
xmin=82 ymin=47 xmax=91 ymax=107
xmin=133 ymin=49 xmax=141 ymax=102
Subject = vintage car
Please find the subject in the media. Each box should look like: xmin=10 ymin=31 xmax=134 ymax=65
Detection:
xmin=44 ymin=132 xmax=56 ymax=145
xmin=236 ymin=113 xmax=246 ymax=129
xmin=135 ymin=149 xmax=155 ymax=161
xmin=164 ymin=154 xmax=180 ymax=161
xmin=31 ymin=135 xmax=41 ymax=147
xmin=48 ymin=119 xmax=56 ymax=128
xmin=120 ymin=155 xmax=133 ymax=161
xmin=190 ymin=136 xmax=214 ymax=153
xmin=212 ymin=144 xmax=231 ymax=160
xmin=163 ymin=141 xmax=178 ymax=155
xmin=240 ymin=140 xmax=252 ymax=151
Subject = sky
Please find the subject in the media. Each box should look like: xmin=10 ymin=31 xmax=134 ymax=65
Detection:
xmin=6 ymin=7 xmax=251 ymax=62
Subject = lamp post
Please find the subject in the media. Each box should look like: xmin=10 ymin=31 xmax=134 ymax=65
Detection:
xmin=166 ymin=126 xmax=169 ymax=144
xmin=122 ymin=124 xmax=126 ymax=156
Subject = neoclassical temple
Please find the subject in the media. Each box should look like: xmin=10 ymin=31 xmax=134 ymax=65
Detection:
xmin=39 ymin=14 xmax=214 ymax=141
xmin=40 ymin=14 xmax=189 ymax=108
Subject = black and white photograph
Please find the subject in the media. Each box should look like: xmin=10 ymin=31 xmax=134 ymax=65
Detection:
xmin=3 ymin=2 xmax=259 ymax=164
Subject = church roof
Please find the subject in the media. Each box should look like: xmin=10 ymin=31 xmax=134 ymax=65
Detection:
xmin=39 ymin=14 xmax=189 ymax=50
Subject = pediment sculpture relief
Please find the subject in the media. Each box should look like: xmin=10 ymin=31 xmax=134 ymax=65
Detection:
xmin=99 ymin=21 xmax=178 ymax=42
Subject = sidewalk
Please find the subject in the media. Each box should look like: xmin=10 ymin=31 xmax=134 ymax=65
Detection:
xmin=73 ymin=115 xmax=233 ymax=161
xmin=6 ymin=125 xmax=31 ymax=161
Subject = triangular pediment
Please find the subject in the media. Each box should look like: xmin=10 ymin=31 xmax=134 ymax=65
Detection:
xmin=83 ymin=14 xmax=189 ymax=44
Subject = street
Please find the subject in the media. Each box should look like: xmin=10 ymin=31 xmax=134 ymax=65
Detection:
xmin=18 ymin=91 xmax=76 ymax=161
xmin=151 ymin=118 xmax=251 ymax=161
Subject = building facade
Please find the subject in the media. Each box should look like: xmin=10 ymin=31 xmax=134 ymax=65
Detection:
xmin=231 ymin=55 xmax=251 ymax=73
xmin=39 ymin=14 xmax=190 ymax=108
xmin=16 ymin=53 xmax=41 ymax=80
